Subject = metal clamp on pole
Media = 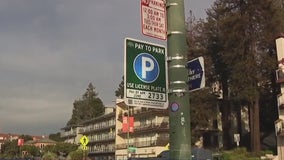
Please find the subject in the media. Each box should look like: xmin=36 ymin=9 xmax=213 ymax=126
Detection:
xmin=168 ymin=88 xmax=187 ymax=93
xmin=168 ymin=64 xmax=186 ymax=69
xmin=169 ymin=81 xmax=188 ymax=97
xmin=168 ymin=88 xmax=188 ymax=97
xmin=170 ymin=81 xmax=187 ymax=85
xmin=167 ymin=55 xmax=184 ymax=62
xmin=166 ymin=2 xmax=178 ymax=8
xmin=167 ymin=31 xmax=184 ymax=36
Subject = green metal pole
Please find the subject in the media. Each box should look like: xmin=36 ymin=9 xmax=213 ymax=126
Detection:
xmin=166 ymin=0 xmax=191 ymax=160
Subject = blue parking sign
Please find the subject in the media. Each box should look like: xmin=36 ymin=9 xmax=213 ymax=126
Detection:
xmin=124 ymin=38 xmax=168 ymax=109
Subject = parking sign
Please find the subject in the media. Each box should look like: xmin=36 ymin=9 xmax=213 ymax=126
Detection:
xmin=124 ymin=38 xmax=168 ymax=109
xmin=141 ymin=0 xmax=166 ymax=40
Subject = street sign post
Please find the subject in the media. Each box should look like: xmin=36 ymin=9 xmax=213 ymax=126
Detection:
xmin=124 ymin=38 xmax=168 ymax=109
xmin=187 ymin=57 xmax=205 ymax=92
xmin=141 ymin=0 xmax=166 ymax=40
xmin=80 ymin=135 xmax=89 ymax=150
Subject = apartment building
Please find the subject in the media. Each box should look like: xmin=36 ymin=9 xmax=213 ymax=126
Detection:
xmin=61 ymin=124 xmax=83 ymax=144
xmin=80 ymin=107 xmax=116 ymax=160
xmin=275 ymin=35 xmax=284 ymax=159
xmin=61 ymin=107 xmax=116 ymax=160
xmin=60 ymin=100 xmax=169 ymax=160
xmin=115 ymin=99 xmax=169 ymax=160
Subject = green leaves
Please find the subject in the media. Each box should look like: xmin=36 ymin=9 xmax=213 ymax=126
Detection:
xmin=187 ymin=0 xmax=283 ymax=151
xmin=67 ymin=83 xmax=105 ymax=126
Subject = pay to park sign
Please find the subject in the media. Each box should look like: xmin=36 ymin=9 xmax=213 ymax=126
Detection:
xmin=124 ymin=38 xmax=168 ymax=109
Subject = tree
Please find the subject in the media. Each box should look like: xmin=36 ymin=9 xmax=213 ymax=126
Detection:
xmin=115 ymin=76 xmax=124 ymax=98
xmin=42 ymin=151 xmax=57 ymax=160
xmin=21 ymin=145 xmax=41 ymax=157
xmin=203 ymin=0 xmax=284 ymax=152
xmin=49 ymin=132 xmax=64 ymax=142
xmin=186 ymin=11 xmax=219 ymax=145
xmin=68 ymin=149 xmax=85 ymax=160
xmin=43 ymin=142 xmax=78 ymax=156
xmin=67 ymin=83 xmax=105 ymax=125
xmin=190 ymin=89 xmax=218 ymax=144
xmin=1 ymin=140 xmax=19 ymax=157
xmin=19 ymin=135 xmax=33 ymax=142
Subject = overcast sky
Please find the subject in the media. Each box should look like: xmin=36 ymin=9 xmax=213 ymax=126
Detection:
xmin=0 ymin=0 xmax=213 ymax=136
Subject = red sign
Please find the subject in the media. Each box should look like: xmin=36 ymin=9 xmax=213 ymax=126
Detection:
xmin=17 ymin=138 xmax=24 ymax=146
xmin=122 ymin=116 xmax=128 ymax=132
xmin=122 ymin=116 xmax=134 ymax=133
xmin=129 ymin=117 xmax=134 ymax=133
xmin=141 ymin=0 xmax=167 ymax=40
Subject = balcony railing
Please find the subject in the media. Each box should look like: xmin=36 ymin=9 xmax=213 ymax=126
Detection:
xmin=117 ymin=109 xmax=168 ymax=121
xmin=60 ymin=131 xmax=77 ymax=138
xmin=81 ymin=124 xmax=115 ymax=134
xmin=117 ymin=122 xmax=169 ymax=135
xmin=89 ymin=148 xmax=115 ymax=154
xmin=89 ymin=134 xmax=116 ymax=143
xmin=277 ymin=94 xmax=284 ymax=112
xmin=276 ymin=69 xmax=284 ymax=83
xmin=275 ymin=119 xmax=284 ymax=136
xmin=116 ymin=138 xmax=169 ymax=149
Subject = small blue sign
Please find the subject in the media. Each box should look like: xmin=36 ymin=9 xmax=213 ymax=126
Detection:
xmin=133 ymin=53 xmax=160 ymax=83
xmin=187 ymin=57 xmax=205 ymax=91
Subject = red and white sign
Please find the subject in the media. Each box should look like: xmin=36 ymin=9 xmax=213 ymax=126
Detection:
xmin=122 ymin=116 xmax=134 ymax=133
xmin=17 ymin=138 xmax=24 ymax=146
xmin=141 ymin=0 xmax=166 ymax=40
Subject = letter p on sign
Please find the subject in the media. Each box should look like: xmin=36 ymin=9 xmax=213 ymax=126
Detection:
xmin=134 ymin=53 xmax=159 ymax=83
xmin=142 ymin=56 xmax=154 ymax=79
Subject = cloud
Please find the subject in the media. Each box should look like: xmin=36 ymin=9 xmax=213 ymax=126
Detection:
xmin=0 ymin=0 xmax=213 ymax=135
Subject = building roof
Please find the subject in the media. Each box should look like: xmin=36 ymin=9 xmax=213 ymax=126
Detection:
xmin=37 ymin=138 xmax=56 ymax=144
xmin=82 ymin=112 xmax=115 ymax=125
xmin=24 ymin=138 xmax=56 ymax=145
xmin=61 ymin=124 xmax=83 ymax=130
xmin=0 ymin=133 xmax=42 ymax=142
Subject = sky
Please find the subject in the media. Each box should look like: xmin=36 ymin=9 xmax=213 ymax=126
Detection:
xmin=0 ymin=0 xmax=213 ymax=136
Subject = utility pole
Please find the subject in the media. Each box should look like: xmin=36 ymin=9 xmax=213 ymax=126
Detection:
xmin=167 ymin=0 xmax=191 ymax=160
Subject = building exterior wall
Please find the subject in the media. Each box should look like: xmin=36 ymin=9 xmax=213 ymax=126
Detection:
xmin=115 ymin=99 xmax=169 ymax=160
xmin=81 ymin=111 xmax=116 ymax=160
xmin=61 ymin=125 xmax=83 ymax=144
xmin=275 ymin=36 xmax=284 ymax=160
xmin=60 ymin=100 xmax=169 ymax=160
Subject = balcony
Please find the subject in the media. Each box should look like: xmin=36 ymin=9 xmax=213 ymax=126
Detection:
xmin=276 ymin=69 xmax=284 ymax=83
xmin=81 ymin=124 xmax=115 ymax=134
xmin=278 ymin=94 xmax=284 ymax=112
xmin=115 ymin=138 xmax=169 ymax=149
xmin=89 ymin=148 xmax=115 ymax=154
xmin=89 ymin=134 xmax=116 ymax=144
xmin=60 ymin=131 xmax=77 ymax=138
xmin=117 ymin=122 xmax=169 ymax=136
xmin=117 ymin=108 xmax=168 ymax=122
xmin=275 ymin=119 xmax=284 ymax=136
xmin=133 ymin=109 xmax=168 ymax=117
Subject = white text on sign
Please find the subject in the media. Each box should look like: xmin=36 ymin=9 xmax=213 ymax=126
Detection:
xmin=134 ymin=43 xmax=165 ymax=54
xmin=127 ymin=89 xmax=166 ymax=101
